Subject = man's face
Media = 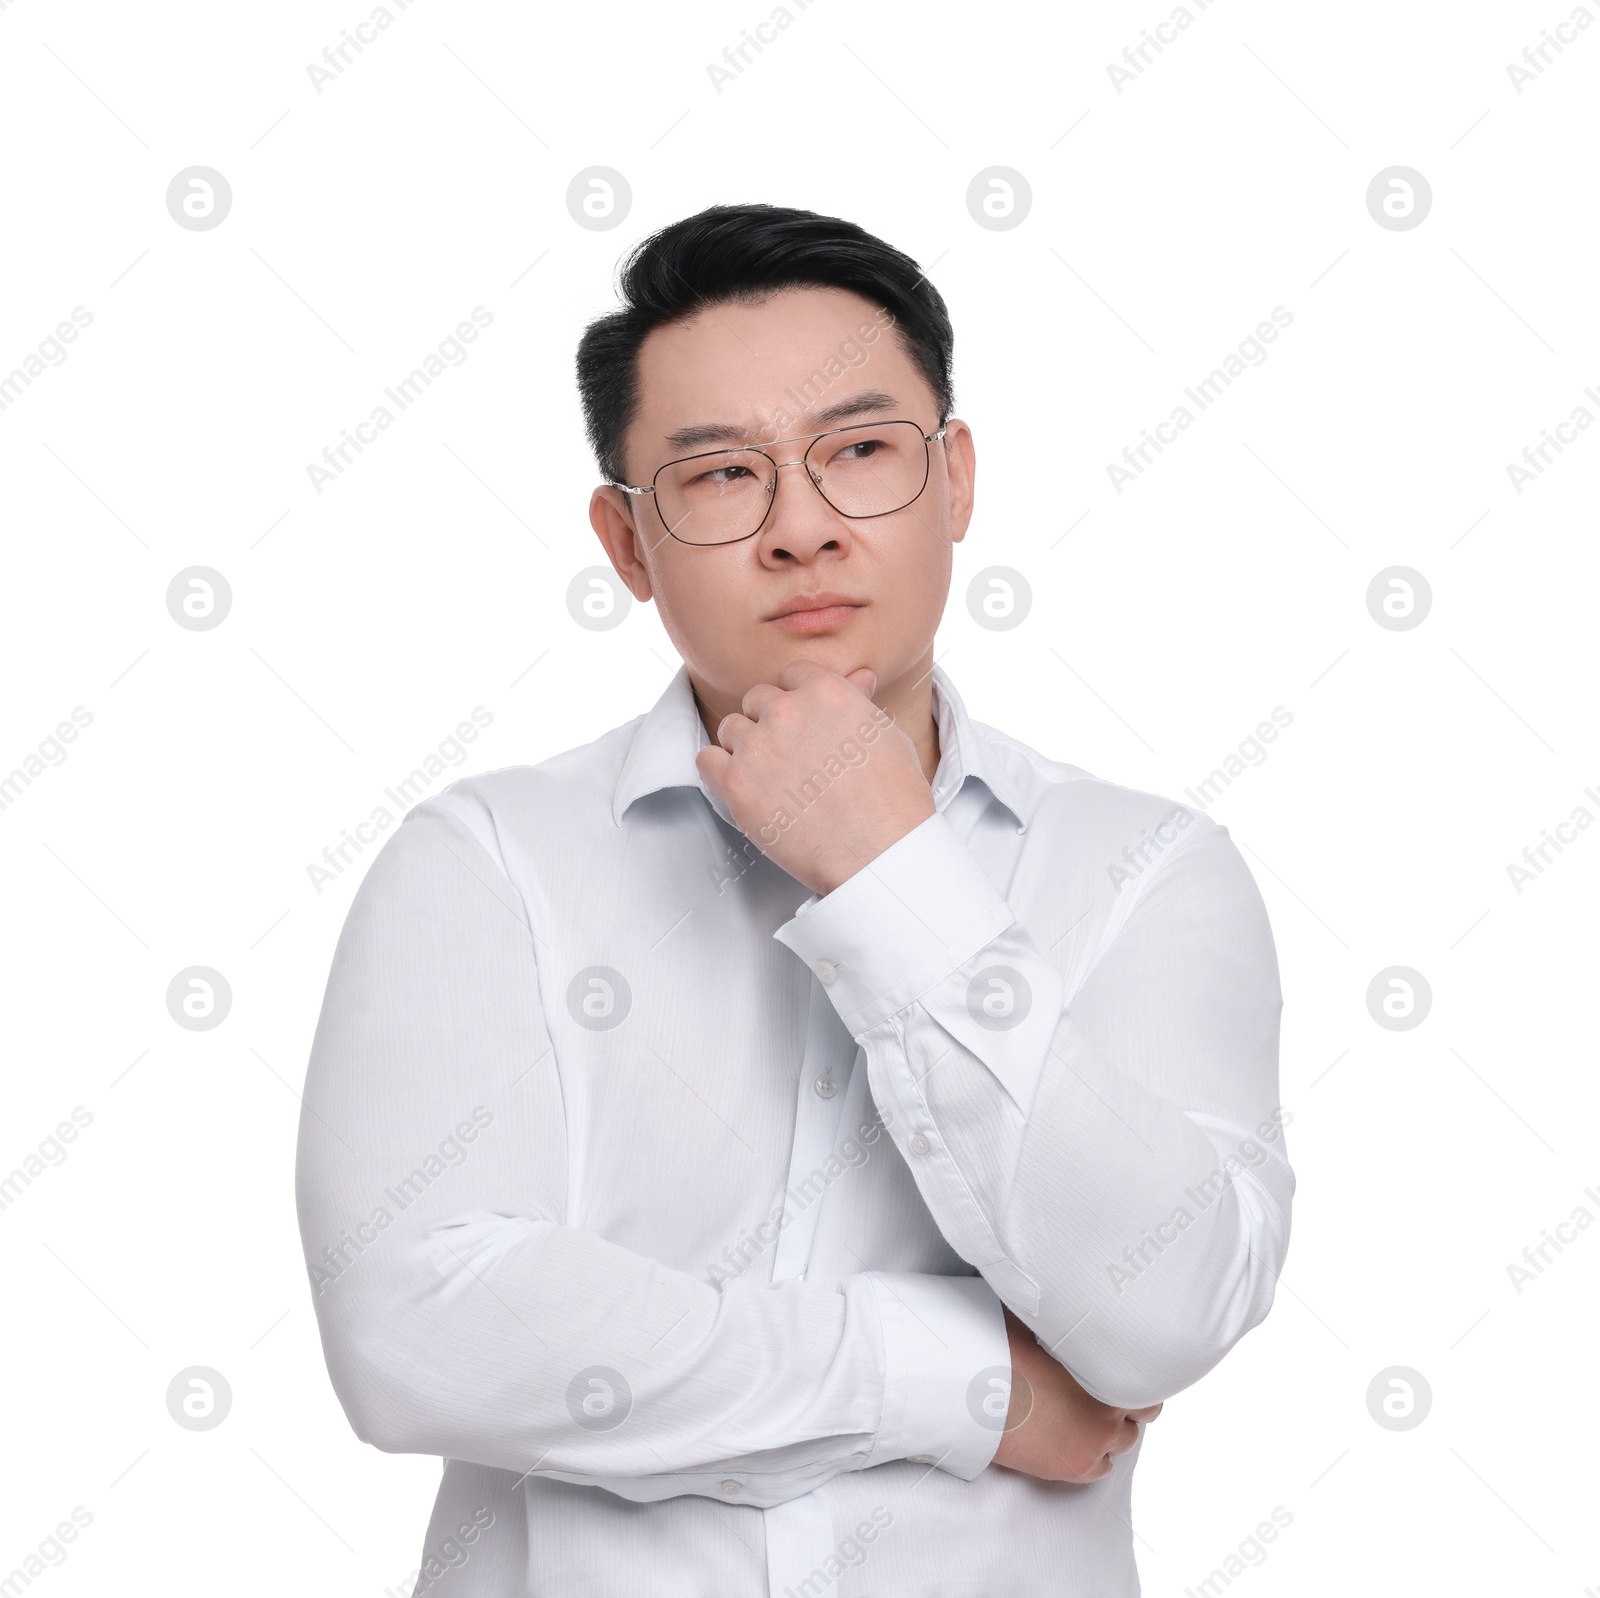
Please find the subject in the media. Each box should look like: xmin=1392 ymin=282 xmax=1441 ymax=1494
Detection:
xmin=589 ymin=286 xmax=975 ymax=710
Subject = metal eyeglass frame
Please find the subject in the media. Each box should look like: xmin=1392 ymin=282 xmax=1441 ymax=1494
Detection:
xmin=609 ymin=420 xmax=949 ymax=547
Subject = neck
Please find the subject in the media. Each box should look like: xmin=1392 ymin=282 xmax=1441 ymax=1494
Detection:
xmin=691 ymin=653 xmax=942 ymax=786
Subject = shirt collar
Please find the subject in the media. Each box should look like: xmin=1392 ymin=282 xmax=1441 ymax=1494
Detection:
xmin=611 ymin=661 xmax=1030 ymax=832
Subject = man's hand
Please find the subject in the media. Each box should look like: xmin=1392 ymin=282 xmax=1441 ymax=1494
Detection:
xmin=992 ymin=1307 xmax=1164 ymax=1483
xmin=696 ymin=661 xmax=936 ymax=898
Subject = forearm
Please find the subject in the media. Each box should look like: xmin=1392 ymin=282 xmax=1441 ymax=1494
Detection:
xmin=775 ymin=806 xmax=1294 ymax=1409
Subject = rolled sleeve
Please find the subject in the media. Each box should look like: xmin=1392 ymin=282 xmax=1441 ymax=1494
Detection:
xmin=861 ymin=1271 xmax=1011 ymax=1480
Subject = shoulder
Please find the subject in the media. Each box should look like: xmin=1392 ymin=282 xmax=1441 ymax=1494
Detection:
xmin=389 ymin=710 xmax=648 ymax=883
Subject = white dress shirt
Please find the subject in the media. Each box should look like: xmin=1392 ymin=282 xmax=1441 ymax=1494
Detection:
xmin=295 ymin=661 xmax=1292 ymax=1598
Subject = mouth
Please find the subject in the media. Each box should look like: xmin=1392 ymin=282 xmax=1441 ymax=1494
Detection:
xmin=764 ymin=592 xmax=867 ymax=632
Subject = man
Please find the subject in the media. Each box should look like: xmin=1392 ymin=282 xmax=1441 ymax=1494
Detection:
xmin=296 ymin=202 xmax=1292 ymax=1597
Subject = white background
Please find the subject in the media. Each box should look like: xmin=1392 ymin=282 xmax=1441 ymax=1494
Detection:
xmin=1 ymin=0 xmax=1596 ymax=1592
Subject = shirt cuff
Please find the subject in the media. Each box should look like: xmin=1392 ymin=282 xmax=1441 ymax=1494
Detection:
xmin=861 ymin=1271 xmax=1011 ymax=1480
xmin=772 ymin=810 xmax=1015 ymax=1037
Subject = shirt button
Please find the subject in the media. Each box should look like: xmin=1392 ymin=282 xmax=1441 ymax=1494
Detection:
xmin=909 ymin=1134 xmax=931 ymax=1155
xmin=720 ymin=1479 xmax=742 ymax=1496
xmin=813 ymin=1075 xmax=837 ymax=1098
xmin=814 ymin=959 xmax=838 ymax=985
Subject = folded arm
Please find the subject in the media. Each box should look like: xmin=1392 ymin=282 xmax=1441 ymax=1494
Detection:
xmin=294 ymin=797 xmax=1009 ymax=1507
xmin=773 ymin=803 xmax=1293 ymax=1412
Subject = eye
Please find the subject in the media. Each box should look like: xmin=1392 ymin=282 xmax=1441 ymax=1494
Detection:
xmin=834 ymin=437 xmax=885 ymax=461
xmin=691 ymin=463 xmax=755 ymax=488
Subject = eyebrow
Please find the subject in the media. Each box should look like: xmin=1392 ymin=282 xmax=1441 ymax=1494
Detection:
xmin=662 ymin=390 xmax=902 ymax=453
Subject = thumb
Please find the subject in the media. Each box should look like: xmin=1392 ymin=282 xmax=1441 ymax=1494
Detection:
xmin=846 ymin=666 xmax=878 ymax=699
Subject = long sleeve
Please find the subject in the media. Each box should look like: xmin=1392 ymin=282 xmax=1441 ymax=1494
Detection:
xmin=772 ymin=803 xmax=1292 ymax=1412
xmin=294 ymin=800 xmax=1010 ymax=1508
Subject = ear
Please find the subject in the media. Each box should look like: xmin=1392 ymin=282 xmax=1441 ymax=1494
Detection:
xmin=589 ymin=486 xmax=654 ymax=602
xmin=941 ymin=417 xmax=976 ymax=545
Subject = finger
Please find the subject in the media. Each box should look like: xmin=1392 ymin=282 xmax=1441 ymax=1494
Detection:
xmin=845 ymin=666 xmax=877 ymax=698
xmin=740 ymin=682 xmax=784 ymax=721
xmin=694 ymin=743 xmax=732 ymax=791
xmin=713 ymin=712 xmax=756 ymax=753
xmin=772 ymin=658 xmax=835 ymax=691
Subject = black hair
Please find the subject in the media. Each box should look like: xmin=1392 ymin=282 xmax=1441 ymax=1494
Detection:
xmin=575 ymin=202 xmax=954 ymax=484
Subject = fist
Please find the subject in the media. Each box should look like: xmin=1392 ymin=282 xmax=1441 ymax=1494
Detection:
xmin=695 ymin=661 xmax=936 ymax=897
xmin=992 ymin=1307 xmax=1164 ymax=1483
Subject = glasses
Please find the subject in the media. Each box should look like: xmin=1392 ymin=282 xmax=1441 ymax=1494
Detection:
xmin=611 ymin=419 xmax=948 ymax=547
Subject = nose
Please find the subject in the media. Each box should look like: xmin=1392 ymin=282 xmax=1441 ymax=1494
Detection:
xmin=758 ymin=452 xmax=842 ymax=559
